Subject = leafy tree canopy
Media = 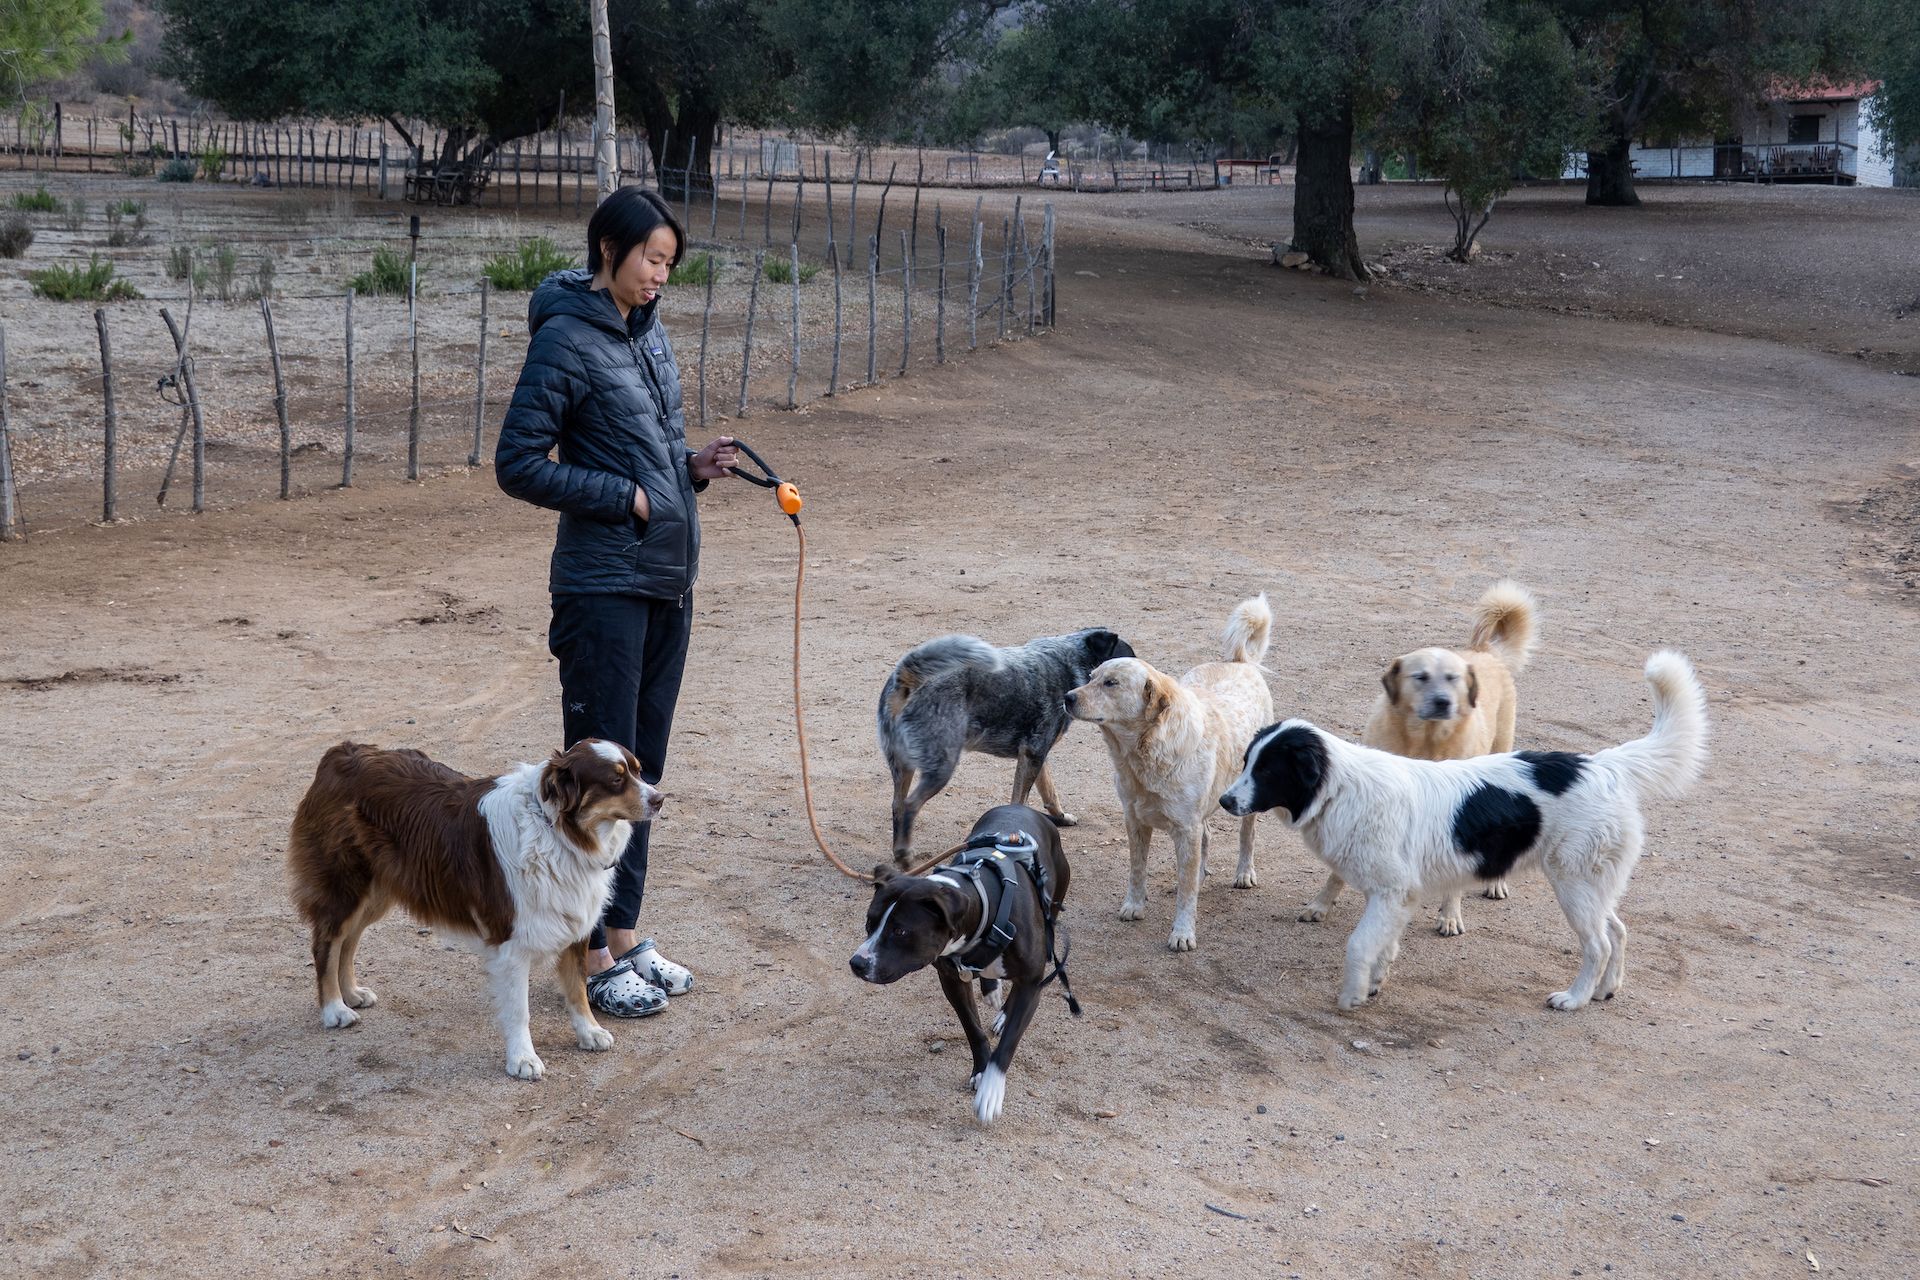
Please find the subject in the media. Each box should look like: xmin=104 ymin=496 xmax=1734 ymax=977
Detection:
xmin=1 ymin=0 xmax=129 ymax=105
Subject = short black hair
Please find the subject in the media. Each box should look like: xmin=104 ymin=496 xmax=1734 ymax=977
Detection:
xmin=587 ymin=186 xmax=685 ymax=273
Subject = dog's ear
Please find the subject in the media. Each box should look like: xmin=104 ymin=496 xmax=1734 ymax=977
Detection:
xmin=928 ymin=880 xmax=971 ymax=938
xmin=871 ymin=863 xmax=898 ymax=888
xmin=1085 ymin=629 xmax=1131 ymax=664
xmin=1466 ymin=664 xmax=1481 ymax=708
xmin=1381 ymin=659 xmax=1403 ymax=705
xmin=1141 ymin=668 xmax=1171 ymax=724
xmin=540 ymin=752 xmax=585 ymax=815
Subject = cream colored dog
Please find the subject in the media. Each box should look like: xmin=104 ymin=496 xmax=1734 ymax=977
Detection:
xmin=1303 ymin=580 xmax=1538 ymax=936
xmin=1066 ymin=596 xmax=1273 ymax=952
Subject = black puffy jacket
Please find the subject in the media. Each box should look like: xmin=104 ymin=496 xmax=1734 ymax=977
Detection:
xmin=496 ymin=269 xmax=705 ymax=599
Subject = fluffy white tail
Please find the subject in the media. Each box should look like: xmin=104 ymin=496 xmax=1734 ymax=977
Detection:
xmin=1468 ymin=580 xmax=1539 ymax=672
xmin=1596 ymin=650 xmax=1707 ymax=801
xmin=1222 ymin=594 xmax=1273 ymax=666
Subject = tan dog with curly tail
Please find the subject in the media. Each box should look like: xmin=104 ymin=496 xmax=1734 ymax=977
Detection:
xmin=1302 ymin=581 xmax=1538 ymax=936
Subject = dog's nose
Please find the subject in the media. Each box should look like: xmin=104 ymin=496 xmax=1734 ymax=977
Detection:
xmin=849 ymin=953 xmax=871 ymax=978
xmin=1063 ymin=691 xmax=1078 ymax=709
xmin=1430 ymin=697 xmax=1453 ymax=713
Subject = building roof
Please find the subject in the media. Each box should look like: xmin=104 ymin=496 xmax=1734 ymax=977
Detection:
xmin=1770 ymin=78 xmax=1883 ymax=104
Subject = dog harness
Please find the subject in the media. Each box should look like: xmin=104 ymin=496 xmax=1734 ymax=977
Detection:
xmin=932 ymin=831 xmax=1082 ymax=1017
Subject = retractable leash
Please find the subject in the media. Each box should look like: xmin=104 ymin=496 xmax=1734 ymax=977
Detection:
xmin=729 ymin=439 xmax=967 ymax=884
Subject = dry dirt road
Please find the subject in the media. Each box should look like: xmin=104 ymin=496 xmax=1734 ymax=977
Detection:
xmin=3 ymin=187 xmax=1917 ymax=1279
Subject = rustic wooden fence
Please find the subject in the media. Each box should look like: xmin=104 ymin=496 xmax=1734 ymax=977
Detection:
xmin=0 ymin=181 xmax=1057 ymax=541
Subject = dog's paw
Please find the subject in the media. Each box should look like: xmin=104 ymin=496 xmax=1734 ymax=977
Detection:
xmin=1545 ymin=990 xmax=1588 ymax=1012
xmin=991 ymin=1011 xmax=1007 ymax=1036
xmin=576 ymin=1024 xmax=615 ymax=1052
xmin=1483 ymin=880 xmax=1511 ymax=901
xmin=1436 ymin=913 xmax=1465 ymax=938
xmin=1336 ymin=988 xmax=1368 ymax=1011
xmin=345 ymin=986 xmax=378 ymax=1009
xmin=1297 ymin=903 xmax=1329 ymax=923
xmin=1233 ymin=867 xmax=1259 ymax=889
xmin=1117 ymin=898 xmax=1146 ymax=922
xmin=1050 ymin=811 xmax=1079 ymax=828
xmin=320 ymin=1000 xmax=360 ymax=1029
xmin=1167 ymin=926 xmax=1197 ymax=952
xmin=506 ymin=1050 xmax=547 ymax=1080
xmin=972 ymin=1065 xmax=1007 ymax=1126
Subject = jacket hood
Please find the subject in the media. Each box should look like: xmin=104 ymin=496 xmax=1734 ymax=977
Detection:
xmin=528 ymin=267 xmax=658 ymax=340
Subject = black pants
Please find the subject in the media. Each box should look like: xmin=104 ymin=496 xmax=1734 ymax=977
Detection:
xmin=549 ymin=592 xmax=693 ymax=952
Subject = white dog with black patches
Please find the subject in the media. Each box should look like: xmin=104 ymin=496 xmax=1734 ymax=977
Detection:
xmin=1220 ymin=651 xmax=1706 ymax=1011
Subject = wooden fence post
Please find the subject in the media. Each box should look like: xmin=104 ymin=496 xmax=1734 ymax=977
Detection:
xmin=93 ymin=309 xmax=119 ymax=523
xmin=968 ymin=219 xmax=982 ymax=351
xmin=738 ymin=160 xmax=748 ymax=240
xmin=470 ymin=278 xmax=490 ymax=466
xmin=739 ymin=249 xmax=764 ymax=416
xmin=828 ymin=242 xmax=843 ymax=396
xmin=158 ymin=304 xmax=206 ymax=513
xmin=0 ymin=320 xmax=17 ymax=541
xmin=260 ymin=296 xmax=292 ymax=499
xmin=684 ymin=136 xmax=696 ymax=229
xmin=935 ymin=217 xmax=947 ymax=365
xmin=1043 ymin=202 xmax=1056 ymax=327
xmin=873 ymin=161 xmax=898 ymax=266
xmin=379 ymin=139 xmax=388 ymax=199
xmin=1006 ymin=218 xmax=1021 ymax=339
xmin=866 ymin=234 xmax=878 ymax=384
xmin=407 ymin=261 xmax=421 ymax=480
xmin=343 ymin=289 xmax=356 ymax=486
xmin=899 ymin=229 xmax=911 ymax=377
xmin=698 ymin=255 xmax=716 ymax=427
xmin=787 ymin=242 xmax=802 ymax=409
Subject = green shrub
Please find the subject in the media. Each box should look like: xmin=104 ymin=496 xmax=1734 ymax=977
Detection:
xmin=0 ymin=215 xmax=33 ymax=258
xmin=164 ymin=244 xmax=194 ymax=282
xmin=121 ymin=155 xmax=155 ymax=178
xmin=482 ymin=236 xmax=576 ymax=290
xmin=668 ymin=252 xmax=713 ymax=286
xmin=61 ymin=196 xmax=86 ymax=235
xmin=194 ymin=244 xmax=239 ymax=301
xmin=157 ymin=159 xmax=197 ymax=183
xmin=199 ymin=145 xmax=227 ymax=183
xmin=105 ymin=200 xmax=146 ymax=248
xmin=348 ymin=244 xmax=412 ymax=295
xmin=10 ymin=187 xmax=59 ymax=212
xmin=246 ymin=253 xmax=277 ymax=301
xmin=27 ymin=255 xmax=142 ymax=302
xmin=762 ymin=255 xmax=819 ymax=285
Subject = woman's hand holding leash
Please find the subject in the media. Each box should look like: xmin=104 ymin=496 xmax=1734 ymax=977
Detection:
xmin=691 ymin=436 xmax=741 ymax=482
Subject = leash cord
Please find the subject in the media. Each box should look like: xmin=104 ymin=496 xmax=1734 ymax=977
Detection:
xmin=789 ymin=521 xmax=960 ymax=883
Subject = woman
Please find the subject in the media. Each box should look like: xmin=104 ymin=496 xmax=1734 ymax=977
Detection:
xmin=496 ymin=186 xmax=739 ymax=1019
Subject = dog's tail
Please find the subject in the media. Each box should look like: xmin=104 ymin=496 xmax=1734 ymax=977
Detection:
xmin=1468 ymin=579 xmax=1538 ymax=673
xmin=878 ymin=635 xmax=1000 ymax=731
xmin=1593 ymin=650 xmax=1708 ymax=802
xmin=1222 ymin=594 xmax=1273 ymax=666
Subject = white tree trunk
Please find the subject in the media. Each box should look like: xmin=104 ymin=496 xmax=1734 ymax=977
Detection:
xmin=590 ymin=0 xmax=618 ymax=205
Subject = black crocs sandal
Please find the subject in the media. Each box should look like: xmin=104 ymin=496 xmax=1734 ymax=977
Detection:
xmin=586 ymin=959 xmax=667 ymax=1018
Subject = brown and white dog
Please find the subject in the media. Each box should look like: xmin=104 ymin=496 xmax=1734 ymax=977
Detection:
xmin=1066 ymin=595 xmax=1274 ymax=952
xmin=1304 ymin=580 xmax=1538 ymax=936
xmin=288 ymin=739 xmax=661 ymax=1080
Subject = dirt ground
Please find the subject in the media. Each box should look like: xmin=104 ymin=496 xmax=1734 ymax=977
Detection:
xmin=3 ymin=179 xmax=1918 ymax=1279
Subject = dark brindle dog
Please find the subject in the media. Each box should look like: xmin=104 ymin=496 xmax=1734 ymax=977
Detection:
xmin=877 ymin=627 xmax=1133 ymax=863
xmin=849 ymin=804 xmax=1081 ymax=1126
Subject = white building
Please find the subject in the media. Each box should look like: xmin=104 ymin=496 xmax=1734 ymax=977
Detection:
xmin=1566 ymin=80 xmax=1918 ymax=188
